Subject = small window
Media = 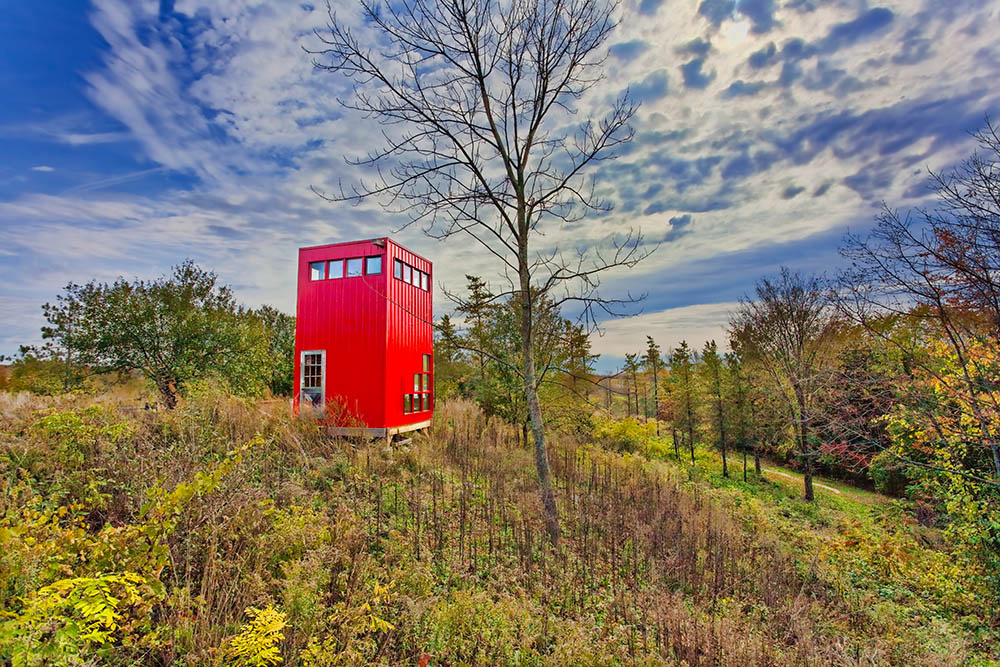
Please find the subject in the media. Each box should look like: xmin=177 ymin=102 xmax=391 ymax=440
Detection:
xmin=393 ymin=259 xmax=403 ymax=280
xmin=421 ymin=272 xmax=429 ymax=291
xmin=301 ymin=351 xmax=324 ymax=408
xmin=310 ymin=261 xmax=325 ymax=281
xmin=365 ymin=256 xmax=382 ymax=275
xmin=328 ymin=259 xmax=344 ymax=279
xmin=403 ymin=264 xmax=412 ymax=284
xmin=403 ymin=394 xmax=412 ymax=413
xmin=422 ymin=374 xmax=429 ymax=391
xmin=413 ymin=373 xmax=420 ymax=392
xmin=422 ymin=394 xmax=430 ymax=411
xmin=346 ymin=258 xmax=363 ymax=277
xmin=422 ymin=354 xmax=431 ymax=372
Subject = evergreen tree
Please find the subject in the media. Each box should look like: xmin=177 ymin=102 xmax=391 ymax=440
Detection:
xmin=644 ymin=336 xmax=663 ymax=435
xmin=669 ymin=342 xmax=697 ymax=464
xmin=700 ymin=340 xmax=729 ymax=477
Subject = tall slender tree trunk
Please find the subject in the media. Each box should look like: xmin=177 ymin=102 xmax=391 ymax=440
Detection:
xmin=795 ymin=386 xmax=814 ymax=501
xmin=519 ymin=242 xmax=560 ymax=545
xmin=716 ymin=389 xmax=728 ymax=478
xmin=754 ymin=441 xmax=761 ymax=476
xmin=687 ymin=398 xmax=695 ymax=465
xmin=652 ymin=369 xmax=659 ymax=435
xmin=673 ymin=424 xmax=680 ymax=461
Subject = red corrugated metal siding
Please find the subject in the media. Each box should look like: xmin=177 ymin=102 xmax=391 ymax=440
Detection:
xmin=384 ymin=239 xmax=434 ymax=428
xmin=292 ymin=237 xmax=433 ymax=431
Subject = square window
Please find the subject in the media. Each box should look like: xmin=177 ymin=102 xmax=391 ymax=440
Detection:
xmin=413 ymin=373 xmax=420 ymax=392
xmin=403 ymin=264 xmax=412 ymax=284
xmin=421 ymin=272 xmax=429 ymax=290
xmin=422 ymin=374 xmax=429 ymax=391
xmin=310 ymin=261 xmax=325 ymax=280
xmin=403 ymin=394 xmax=412 ymax=413
xmin=422 ymin=394 xmax=430 ymax=411
xmin=423 ymin=354 xmax=431 ymax=372
xmin=346 ymin=258 xmax=363 ymax=277
xmin=365 ymin=256 xmax=382 ymax=275
xmin=394 ymin=258 xmax=403 ymax=280
xmin=328 ymin=259 xmax=344 ymax=279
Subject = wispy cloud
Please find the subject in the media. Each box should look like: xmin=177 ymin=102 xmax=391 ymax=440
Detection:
xmin=1 ymin=0 xmax=999 ymax=367
xmin=31 ymin=166 xmax=55 ymax=172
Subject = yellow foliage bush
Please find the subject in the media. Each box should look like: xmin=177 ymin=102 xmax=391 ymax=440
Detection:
xmin=227 ymin=605 xmax=288 ymax=667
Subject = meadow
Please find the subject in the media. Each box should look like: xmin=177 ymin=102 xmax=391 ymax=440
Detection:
xmin=1 ymin=387 xmax=994 ymax=666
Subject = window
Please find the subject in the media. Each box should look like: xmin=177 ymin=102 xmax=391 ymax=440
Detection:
xmin=423 ymin=354 xmax=431 ymax=372
xmin=421 ymin=272 xmax=429 ymax=291
xmin=301 ymin=350 xmax=325 ymax=409
xmin=403 ymin=265 xmax=412 ymax=284
xmin=346 ymin=258 xmax=363 ymax=277
xmin=328 ymin=259 xmax=344 ymax=279
xmin=394 ymin=259 xmax=403 ymax=279
xmin=404 ymin=394 xmax=412 ymax=413
xmin=413 ymin=373 xmax=420 ymax=392
xmin=310 ymin=261 xmax=325 ymax=281
xmin=422 ymin=394 xmax=430 ymax=411
xmin=422 ymin=374 xmax=429 ymax=391
xmin=365 ymin=256 xmax=382 ymax=275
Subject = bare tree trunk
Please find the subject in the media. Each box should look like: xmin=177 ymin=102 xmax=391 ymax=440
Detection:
xmin=687 ymin=398 xmax=695 ymax=464
xmin=754 ymin=441 xmax=762 ymax=476
xmin=157 ymin=377 xmax=179 ymax=409
xmin=717 ymin=394 xmax=728 ymax=478
xmin=520 ymin=261 xmax=560 ymax=545
xmin=652 ymin=369 xmax=659 ymax=436
xmin=795 ymin=386 xmax=814 ymax=501
xmin=673 ymin=424 xmax=680 ymax=461
xmin=742 ymin=441 xmax=747 ymax=482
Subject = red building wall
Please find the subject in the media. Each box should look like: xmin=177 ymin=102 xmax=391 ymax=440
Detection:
xmin=293 ymin=238 xmax=433 ymax=433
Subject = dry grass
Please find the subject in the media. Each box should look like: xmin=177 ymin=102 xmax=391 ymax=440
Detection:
xmin=0 ymin=391 xmax=983 ymax=665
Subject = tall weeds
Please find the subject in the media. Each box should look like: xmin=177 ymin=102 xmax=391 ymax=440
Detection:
xmin=0 ymin=392 xmax=975 ymax=665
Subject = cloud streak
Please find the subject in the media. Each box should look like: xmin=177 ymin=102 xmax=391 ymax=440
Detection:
xmin=1 ymin=0 xmax=999 ymax=370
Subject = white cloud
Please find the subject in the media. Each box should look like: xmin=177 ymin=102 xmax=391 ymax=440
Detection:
xmin=594 ymin=302 xmax=739 ymax=359
xmin=31 ymin=166 xmax=55 ymax=172
xmin=2 ymin=0 xmax=1000 ymax=360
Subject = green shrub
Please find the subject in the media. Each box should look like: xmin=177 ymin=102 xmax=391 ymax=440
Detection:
xmin=592 ymin=415 xmax=656 ymax=453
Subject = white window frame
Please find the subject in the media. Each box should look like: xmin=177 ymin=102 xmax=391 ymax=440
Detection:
xmin=300 ymin=349 xmax=326 ymax=410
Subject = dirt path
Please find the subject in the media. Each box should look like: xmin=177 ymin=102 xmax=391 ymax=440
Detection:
xmin=762 ymin=468 xmax=842 ymax=494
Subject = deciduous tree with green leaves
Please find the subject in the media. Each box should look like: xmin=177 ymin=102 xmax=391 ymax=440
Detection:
xmin=40 ymin=261 xmax=270 ymax=408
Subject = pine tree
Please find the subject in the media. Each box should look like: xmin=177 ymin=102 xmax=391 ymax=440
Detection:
xmin=669 ymin=342 xmax=697 ymax=464
xmin=644 ymin=336 xmax=663 ymax=435
xmin=700 ymin=340 xmax=729 ymax=477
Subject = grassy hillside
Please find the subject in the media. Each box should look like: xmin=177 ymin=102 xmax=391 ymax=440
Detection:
xmin=0 ymin=389 xmax=995 ymax=665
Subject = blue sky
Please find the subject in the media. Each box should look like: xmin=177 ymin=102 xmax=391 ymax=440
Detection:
xmin=2 ymin=0 xmax=999 ymax=371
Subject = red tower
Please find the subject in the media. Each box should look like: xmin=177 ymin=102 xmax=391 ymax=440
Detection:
xmin=293 ymin=238 xmax=433 ymax=436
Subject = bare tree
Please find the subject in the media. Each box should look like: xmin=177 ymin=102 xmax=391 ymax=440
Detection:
xmin=731 ymin=268 xmax=838 ymax=501
xmin=839 ymin=120 xmax=1000 ymax=481
xmin=309 ymin=0 xmax=646 ymax=544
